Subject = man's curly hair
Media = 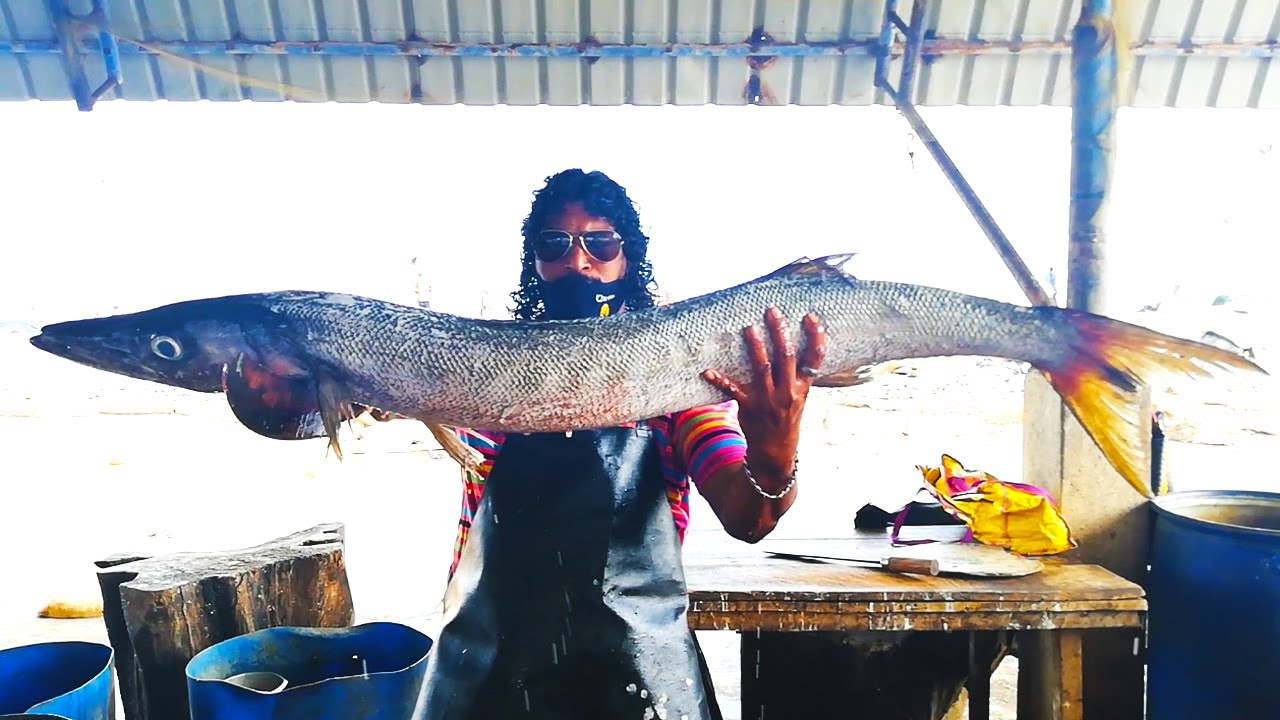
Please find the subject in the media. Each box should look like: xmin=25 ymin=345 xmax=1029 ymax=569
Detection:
xmin=510 ymin=169 xmax=660 ymax=320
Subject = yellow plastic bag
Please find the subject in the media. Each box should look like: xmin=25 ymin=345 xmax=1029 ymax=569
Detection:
xmin=915 ymin=454 xmax=1076 ymax=556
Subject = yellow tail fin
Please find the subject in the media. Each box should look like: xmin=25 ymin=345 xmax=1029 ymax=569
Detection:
xmin=1041 ymin=310 xmax=1266 ymax=499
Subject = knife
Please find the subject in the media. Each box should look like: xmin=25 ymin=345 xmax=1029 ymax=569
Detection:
xmin=761 ymin=537 xmax=1045 ymax=577
xmin=765 ymin=549 xmax=941 ymax=576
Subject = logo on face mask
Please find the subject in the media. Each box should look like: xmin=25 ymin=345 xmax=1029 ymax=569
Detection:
xmin=543 ymin=276 xmax=626 ymax=320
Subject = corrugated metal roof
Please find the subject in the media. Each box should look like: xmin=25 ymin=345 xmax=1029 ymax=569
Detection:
xmin=2 ymin=0 xmax=1279 ymax=109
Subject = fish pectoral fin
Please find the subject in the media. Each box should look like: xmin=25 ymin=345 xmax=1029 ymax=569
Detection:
xmin=316 ymin=373 xmax=355 ymax=461
xmin=423 ymin=422 xmax=484 ymax=470
xmin=223 ymin=353 xmax=359 ymax=459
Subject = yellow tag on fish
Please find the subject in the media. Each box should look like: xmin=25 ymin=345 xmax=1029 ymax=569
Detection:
xmin=599 ymin=304 xmax=610 ymax=318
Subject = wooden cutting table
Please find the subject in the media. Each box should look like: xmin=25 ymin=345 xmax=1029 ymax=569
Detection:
xmin=681 ymin=527 xmax=1147 ymax=720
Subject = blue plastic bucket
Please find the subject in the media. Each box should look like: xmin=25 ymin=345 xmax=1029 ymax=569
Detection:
xmin=186 ymin=622 xmax=432 ymax=720
xmin=0 ymin=641 xmax=114 ymax=720
xmin=1148 ymin=490 xmax=1280 ymax=718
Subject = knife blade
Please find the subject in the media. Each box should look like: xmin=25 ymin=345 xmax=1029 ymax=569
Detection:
xmin=764 ymin=549 xmax=941 ymax=576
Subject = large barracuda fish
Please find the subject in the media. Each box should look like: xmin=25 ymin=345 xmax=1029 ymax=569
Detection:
xmin=29 ymin=255 xmax=1264 ymax=498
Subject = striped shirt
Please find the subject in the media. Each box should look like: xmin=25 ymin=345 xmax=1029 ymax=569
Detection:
xmin=448 ymin=401 xmax=747 ymax=579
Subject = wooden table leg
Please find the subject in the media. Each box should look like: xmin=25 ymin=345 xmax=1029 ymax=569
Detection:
xmin=1058 ymin=631 xmax=1084 ymax=720
xmin=967 ymin=668 xmax=991 ymax=720
xmin=1016 ymin=630 xmax=1084 ymax=720
xmin=966 ymin=630 xmax=992 ymax=720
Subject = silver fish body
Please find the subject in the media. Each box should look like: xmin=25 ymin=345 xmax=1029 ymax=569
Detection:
xmin=270 ymin=265 xmax=1063 ymax=432
xmin=29 ymin=256 xmax=1264 ymax=497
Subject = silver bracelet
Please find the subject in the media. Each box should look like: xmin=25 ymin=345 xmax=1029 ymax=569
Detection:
xmin=743 ymin=457 xmax=797 ymax=500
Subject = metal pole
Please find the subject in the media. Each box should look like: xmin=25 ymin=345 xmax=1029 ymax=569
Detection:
xmin=874 ymin=0 xmax=899 ymax=88
xmin=897 ymin=0 xmax=927 ymax=103
xmin=881 ymin=84 xmax=1054 ymax=307
xmin=875 ymin=0 xmax=1051 ymax=307
xmin=1068 ymin=0 xmax=1117 ymax=313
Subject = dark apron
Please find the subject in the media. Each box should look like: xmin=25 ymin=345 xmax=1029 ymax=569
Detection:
xmin=413 ymin=426 xmax=720 ymax=720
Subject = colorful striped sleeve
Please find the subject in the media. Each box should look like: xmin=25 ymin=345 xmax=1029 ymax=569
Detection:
xmin=452 ymin=427 xmax=504 ymax=480
xmin=672 ymin=401 xmax=747 ymax=488
xmin=448 ymin=427 xmax=505 ymax=580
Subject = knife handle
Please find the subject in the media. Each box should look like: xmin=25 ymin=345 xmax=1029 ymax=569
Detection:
xmin=881 ymin=556 xmax=940 ymax=576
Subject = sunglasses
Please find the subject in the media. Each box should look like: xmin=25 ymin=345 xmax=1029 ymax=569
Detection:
xmin=533 ymin=230 xmax=625 ymax=264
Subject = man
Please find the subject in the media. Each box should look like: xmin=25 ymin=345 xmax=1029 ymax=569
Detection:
xmin=413 ymin=169 xmax=826 ymax=720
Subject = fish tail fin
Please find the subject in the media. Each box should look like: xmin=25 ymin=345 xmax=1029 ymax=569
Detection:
xmin=1039 ymin=308 xmax=1267 ymax=499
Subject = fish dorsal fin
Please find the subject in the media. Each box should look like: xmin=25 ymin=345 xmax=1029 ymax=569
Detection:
xmin=811 ymin=366 xmax=876 ymax=388
xmin=767 ymin=254 xmax=859 ymax=280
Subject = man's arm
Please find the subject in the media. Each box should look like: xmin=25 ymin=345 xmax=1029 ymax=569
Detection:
xmin=694 ymin=309 xmax=827 ymax=543
xmin=692 ymin=450 xmax=799 ymax=543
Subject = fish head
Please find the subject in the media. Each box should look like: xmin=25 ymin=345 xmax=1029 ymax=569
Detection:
xmin=29 ymin=300 xmax=252 ymax=393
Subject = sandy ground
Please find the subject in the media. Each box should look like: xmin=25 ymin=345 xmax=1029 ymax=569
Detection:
xmin=3 ymin=327 xmax=1277 ymax=719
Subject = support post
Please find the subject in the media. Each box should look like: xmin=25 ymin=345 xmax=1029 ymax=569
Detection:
xmin=49 ymin=0 xmax=121 ymax=111
xmin=897 ymin=0 xmax=926 ymax=104
xmin=1068 ymin=0 xmax=1117 ymax=313
xmin=1024 ymin=2 xmax=1149 ymax=718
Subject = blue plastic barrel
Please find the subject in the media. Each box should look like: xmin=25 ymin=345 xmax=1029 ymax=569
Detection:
xmin=1148 ymin=490 xmax=1280 ymax=719
xmin=186 ymin=622 xmax=433 ymax=720
xmin=0 ymin=641 xmax=114 ymax=720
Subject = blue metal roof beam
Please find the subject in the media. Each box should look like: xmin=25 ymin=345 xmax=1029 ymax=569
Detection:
xmin=2 ymin=37 xmax=1277 ymax=61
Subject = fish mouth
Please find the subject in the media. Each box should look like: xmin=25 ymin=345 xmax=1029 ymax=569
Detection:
xmin=29 ymin=323 xmax=163 ymax=383
xmin=30 ymin=327 xmax=129 ymax=366
xmin=29 ymin=330 xmax=91 ymax=362
xmin=30 ymin=320 xmax=225 ymax=393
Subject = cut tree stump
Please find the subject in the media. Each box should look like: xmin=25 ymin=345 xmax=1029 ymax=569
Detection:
xmin=94 ymin=523 xmax=355 ymax=720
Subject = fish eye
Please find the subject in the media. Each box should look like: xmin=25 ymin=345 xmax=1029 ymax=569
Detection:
xmin=150 ymin=335 xmax=183 ymax=361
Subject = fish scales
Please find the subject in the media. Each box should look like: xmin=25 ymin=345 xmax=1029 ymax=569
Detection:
xmin=266 ymin=271 xmax=1067 ymax=434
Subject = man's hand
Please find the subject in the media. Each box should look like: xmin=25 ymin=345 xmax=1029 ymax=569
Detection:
xmin=701 ymin=307 xmax=827 ymax=506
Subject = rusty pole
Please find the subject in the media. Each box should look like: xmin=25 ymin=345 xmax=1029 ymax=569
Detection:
xmin=1065 ymin=6 xmax=1153 ymax=720
xmin=1068 ymin=0 xmax=1117 ymax=313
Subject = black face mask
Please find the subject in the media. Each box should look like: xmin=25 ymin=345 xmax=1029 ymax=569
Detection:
xmin=541 ymin=274 xmax=627 ymax=320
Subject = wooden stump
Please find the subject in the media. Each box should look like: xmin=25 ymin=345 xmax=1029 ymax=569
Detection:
xmin=94 ymin=523 xmax=355 ymax=720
